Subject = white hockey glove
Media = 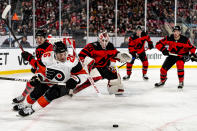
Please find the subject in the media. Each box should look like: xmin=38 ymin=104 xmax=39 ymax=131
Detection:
xmin=116 ymin=52 xmax=132 ymax=63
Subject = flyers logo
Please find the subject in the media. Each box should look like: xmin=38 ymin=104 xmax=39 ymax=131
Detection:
xmin=46 ymin=68 xmax=65 ymax=81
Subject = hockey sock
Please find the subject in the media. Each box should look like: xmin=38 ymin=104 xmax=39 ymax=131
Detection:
xmin=142 ymin=61 xmax=148 ymax=75
xmin=26 ymin=95 xmax=36 ymax=105
xmin=160 ymin=67 xmax=167 ymax=82
xmin=126 ymin=63 xmax=133 ymax=76
xmin=37 ymin=96 xmax=50 ymax=108
xmin=22 ymin=82 xmax=34 ymax=97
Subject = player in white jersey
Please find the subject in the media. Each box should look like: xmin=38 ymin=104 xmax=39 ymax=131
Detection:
xmin=13 ymin=41 xmax=87 ymax=116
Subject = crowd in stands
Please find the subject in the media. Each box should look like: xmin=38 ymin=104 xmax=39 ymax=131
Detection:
xmin=0 ymin=0 xmax=196 ymax=39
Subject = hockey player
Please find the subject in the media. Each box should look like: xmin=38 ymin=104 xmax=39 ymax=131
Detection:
xmin=15 ymin=41 xmax=87 ymax=116
xmin=123 ymin=26 xmax=154 ymax=80
xmin=76 ymin=31 xmax=132 ymax=95
xmin=155 ymin=26 xmax=197 ymax=88
xmin=12 ymin=30 xmax=53 ymax=103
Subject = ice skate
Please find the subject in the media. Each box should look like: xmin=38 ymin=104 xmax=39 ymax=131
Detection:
xmin=155 ymin=79 xmax=167 ymax=87
xmin=123 ymin=75 xmax=130 ymax=80
xmin=178 ymin=82 xmax=184 ymax=89
xmin=13 ymin=103 xmax=26 ymax=111
xmin=12 ymin=95 xmax=25 ymax=104
xmin=143 ymin=74 xmax=149 ymax=80
xmin=18 ymin=106 xmax=35 ymax=117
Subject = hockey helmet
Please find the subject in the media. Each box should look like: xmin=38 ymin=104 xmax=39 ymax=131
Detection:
xmin=53 ymin=41 xmax=67 ymax=53
xmin=173 ymin=26 xmax=181 ymax=32
xmin=98 ymin=31 xmax=109 ymax=49
xmin=136 ymin=25 xmax=142 ymax=31
xmin=36 ymin=29 xmax=47 ymax=38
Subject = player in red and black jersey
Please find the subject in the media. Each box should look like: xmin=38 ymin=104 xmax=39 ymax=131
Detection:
xmin=76 ymin=31 xmax=132 ymax=95
xmin=12 ymin=30 xmax=53 ymax=103
xmin=123 ymin=26 xmax=154 ymax=80
xmin=155 ymin=26 xmax=197 ymax=88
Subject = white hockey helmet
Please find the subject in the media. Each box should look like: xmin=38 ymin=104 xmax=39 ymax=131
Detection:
xmin=98 ymin=31 xmax=109 ymax=49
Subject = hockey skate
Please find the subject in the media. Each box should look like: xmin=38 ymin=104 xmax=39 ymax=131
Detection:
xmin=12 ymin=95 xmax=25 ymax=104
xmin=155 ymin=79 xmax=167 ymax=87
xmin=18 ymin=106 xmax=35 ymax=117
xmin=13 ymin=103 xmax=26 ymax=111
xmin=123 ymin=75 xmax=130 ymax=80
xmin=178 ymin=82 xmax=184 ymax=89
xmin=143 ymin=74 xmax=149 ymax=80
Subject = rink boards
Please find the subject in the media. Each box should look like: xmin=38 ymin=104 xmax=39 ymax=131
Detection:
xmin=0 ymin=48 xmax=197 ymax=75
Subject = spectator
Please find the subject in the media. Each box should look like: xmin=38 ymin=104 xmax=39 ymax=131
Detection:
xmin=20 ymin=36 xmax=31 ymax=48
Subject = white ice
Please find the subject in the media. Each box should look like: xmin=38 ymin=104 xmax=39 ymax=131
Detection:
xmin=1 ymin=68 xmax=197 ymax=131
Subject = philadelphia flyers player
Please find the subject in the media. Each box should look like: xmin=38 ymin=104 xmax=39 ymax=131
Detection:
xmin=123 ymin=25 xmax=154 ymax=81
xmin=75 ymin=31 xmax=132 ymax=95
xmin=155 ymin=26 xmax=197 ymax=89
xmin=12 ymin=30 xmax=53 ymax=104
xmin=14 ymin=41 xmax=87 ymax=116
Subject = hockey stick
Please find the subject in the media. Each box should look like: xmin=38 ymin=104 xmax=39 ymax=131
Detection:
xmin=0 ymin=77 xmax=66 ymax=86
xmin=67 ymin=39 xmax=115 ymax=97
xmin=1 ymin=5 xmax=24 ymax=52
xmin=169 ymin=52 xmax=192 ymax=62
xmin=118 ymin=47 xmax=150 ymax=69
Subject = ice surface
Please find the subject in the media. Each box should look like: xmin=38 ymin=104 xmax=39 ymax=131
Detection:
xmin=1 ymin=68 xmax=197 ymax=131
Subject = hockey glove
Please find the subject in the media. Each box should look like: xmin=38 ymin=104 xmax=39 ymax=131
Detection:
xmin=21 ymin=51 xmax=33 ymax=61
xmin=31 ymin=68 xmax=37 ymax=74
xmin=29 ymin=75 xmax=41 ymax=87
xmin=190 ymin=53 xmax=197 ymax=62
xmin=148 ymin=42 xmax=154 ymax=50
xmin=162 ymin=49 xmax=169 ymax=56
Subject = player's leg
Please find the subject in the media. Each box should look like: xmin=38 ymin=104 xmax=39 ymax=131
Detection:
xmin=176 ymin=59 xmax=184 ymax=89
xmin=97 ymin=66 xmax=124 ymax=95
xmin=18 ymin=74 xmax=86 ymax=116
xmin=12 ymin=81 xmax=34 ymax=104
xmin=155 ymin=56 xmax=177 ymax=87
xmin=13 ymin=81 xmax=49 ymax=111
xmin=123 ymin=60 xmax=135 ymax=80
xmin=138 ymin=52 xmax=149 ymax=80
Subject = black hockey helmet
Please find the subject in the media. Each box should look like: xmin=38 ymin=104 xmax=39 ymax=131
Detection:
xmin=173 ymin=26 xmax=181 ymax=32
xmin=36 ymin=29 xmax=47 ymax=38
xmin=136 ymin=25 xmax=142 ymax=30
xmin=53 ymin=41 xmax=67 ymax=53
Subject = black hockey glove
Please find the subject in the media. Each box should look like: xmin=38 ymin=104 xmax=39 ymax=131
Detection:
xmin=29 ymin=74 xmax=43 ymax=87
xmin=31 ymin=68 xmax=36 ymax=74
xmin=21 ymin=51 xmax=33 ymax=61
xmin=130 ymin=51 xmax=137 ymax=58
xmin=148 ymin=42 xmax=154 ymax=50
xmin=162 ymin=49 xmax=169 ymax=56
xmin=190 ymin=53 xmax=197 ymax=62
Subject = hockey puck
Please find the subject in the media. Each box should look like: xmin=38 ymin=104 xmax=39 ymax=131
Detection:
xmin=113 ymin=124 xmax=119 ymax=128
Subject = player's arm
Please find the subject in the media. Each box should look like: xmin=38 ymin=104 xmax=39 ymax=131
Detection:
xmin=146 ymin=35 xmax=154 ymax=49
xmin=128 ymin=37 xmax=136 ymax=55
xmin=185 ymin=39 xmax=196 ymax=54
xmin=156 ymin=36 xmax=169 ymax=56
xmin=78 ymin=43 xmax=94 ymax=61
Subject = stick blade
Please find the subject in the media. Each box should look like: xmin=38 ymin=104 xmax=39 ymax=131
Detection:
xmin=2 ymin=5 xmax=11 ymax=19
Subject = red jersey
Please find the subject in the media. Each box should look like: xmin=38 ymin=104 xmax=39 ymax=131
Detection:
xmin=29 ymin=41 xmax=53 ymax=69
xmin=79 ymin=42 xmax=118 ymax=68
xmin=128 ymin=31 xmax=153 ymax=54
xmin=156 ymin=34 xmax=196 ymax=55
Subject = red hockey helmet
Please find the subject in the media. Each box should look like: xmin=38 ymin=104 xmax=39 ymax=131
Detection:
xmin=98 ymin=31 xmax=109 ymax=49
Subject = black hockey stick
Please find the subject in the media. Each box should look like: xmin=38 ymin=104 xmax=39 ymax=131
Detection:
xmin=0 ymin=76 xmax=66 ymax=85
xmin=2 ymin=5 xmax=24 ymax=52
